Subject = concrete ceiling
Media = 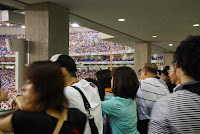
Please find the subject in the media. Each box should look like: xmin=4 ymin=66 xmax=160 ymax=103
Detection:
xmin=1 ymin=0 xmax=200 ymax=53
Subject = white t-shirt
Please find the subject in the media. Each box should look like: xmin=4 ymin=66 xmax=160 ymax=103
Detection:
xmin=64 ymin=79 xmax=103 ymax=134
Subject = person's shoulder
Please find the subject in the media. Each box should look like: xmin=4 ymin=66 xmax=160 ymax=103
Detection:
xmin=68 ymin=108 xmax=86 ymax=123
xmin=154 ymin=90 xmax=184 ymax=107
xmin=12 ymin=110 xmax=44 ymax=124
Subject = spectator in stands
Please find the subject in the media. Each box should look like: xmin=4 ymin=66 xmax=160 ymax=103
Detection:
xmin=148 ymin=35 xmax=200 ymax=133
xmin=168 ymin=61 xmax=180 ymax=92
xmin=0 ymin=61 xmax=86 ymax=133
xmin=161 ymin=66 xmax=176 ymax=93
xmin=101 ymin=66 xmax=139 ymax=134
xmin=51 ymin=54 xmax=103 ymax=134
xmin=136 ymin=63 xmax=170 ymax=134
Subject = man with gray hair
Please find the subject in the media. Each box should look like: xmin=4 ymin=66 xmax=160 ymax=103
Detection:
xmin=136 ymin=63 xmax=170 ymax=134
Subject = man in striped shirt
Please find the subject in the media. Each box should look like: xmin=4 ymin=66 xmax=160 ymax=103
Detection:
xmin=148 ymin=35 xmax=200 ymax=134
xmin=136 ymin=63 xmax=170 ymax=134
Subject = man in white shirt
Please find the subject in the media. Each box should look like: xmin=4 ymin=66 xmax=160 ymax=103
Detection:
xmin=136 ymin=63 xmax=170 ymax=134
xmin=51 ymin=54 xmax=103 ymax=134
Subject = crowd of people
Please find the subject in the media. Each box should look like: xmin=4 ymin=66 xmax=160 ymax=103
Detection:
xmin=69 ymin=31 xmax=134 ymax=54
xmin=0 ymin=35 xmax=200 ymax=134
xmin=76 ymin=69 xmax=98 ymax=81
xmin=0 ymin=35 xmax=24 ymax=57
xmin=74 ymin=57 xmax=134 ymax=62
xmin=0 ymin=68 xmax=19 ymax=110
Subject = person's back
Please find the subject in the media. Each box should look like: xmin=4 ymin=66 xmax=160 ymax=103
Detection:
xmin=137 ymin=77 xmax=169 ymax=119
xmin=136 ymin=63 xmax=170 ymax=134
xmin=51 ymin=54 xmax=103 ymax=134
xmin=12 ymin=108 xmax=86 ymax=134
xmin=101 ymin=66 xmax=139 ymax=134
xmin=148 ymin=35 xmax=200 ymax=134
xmin=65 ymin=79 xmax=103 ymax=134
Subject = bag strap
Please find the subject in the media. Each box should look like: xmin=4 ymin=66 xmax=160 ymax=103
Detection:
xmin=46 ymin=108 xmax=68 ymax=134
xmin=71 ymin=86 xmax=99 ymax=134
xmin=71 ymin=86 xmax=91 ymax=111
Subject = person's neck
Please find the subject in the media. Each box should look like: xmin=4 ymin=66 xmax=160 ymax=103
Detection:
xmin=175 ymin=80 xmax=180 ymax=86
xmin=179 ymin=74 xmax=196 ymax=84
xmin=145 ymin=74 xmax=157 ymax=79
xmin=65 ymin=77 xmax=78 ymax=87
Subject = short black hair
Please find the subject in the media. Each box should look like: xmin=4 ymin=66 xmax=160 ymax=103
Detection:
xmin=111 ymin=66 xmax=139 ymax=99
xmin=161 ymin=66 xmax=170 ymax=77
xmin=175 ymin=35 xmax=200 ymax=81
xmin=95 ymin=69 xmax=111 ymax=89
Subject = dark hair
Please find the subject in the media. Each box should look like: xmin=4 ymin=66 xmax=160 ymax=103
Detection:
xmin=85 ymin=78 xmax=105 ymax=101
xmin=25 ymin=61 xmax=67 ymax=112
xmin=161 ymin=66 xmax=170 ymax=76
xmin=55 ymin=55 xmax=77 ymax=77
xmin=138 ymin=69 xmax=142 ymax=76
xmin=95 ymin=69 xmax=111 ymax=89
xmin=175 ymin=35 xmax=200 ymax=80
xmin=143 ymin=63 xmax=158 ymax=75
xmin=111 ymin=66 xmax=139 ymax=99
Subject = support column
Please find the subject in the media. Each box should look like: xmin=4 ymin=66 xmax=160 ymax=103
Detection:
xmin=25 ymin=2 xmax=69 ymax=63
xmin=164 ymin=52 xmax=174 ymax=66
xmin=134 ymin=42 xmax=151 ymax=77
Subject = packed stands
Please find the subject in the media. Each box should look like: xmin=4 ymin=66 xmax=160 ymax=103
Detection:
xmin=0 ymin=34 xmax=24 ymax=57
xmin=76 ymin=69 xmax=98 ymax=81
xmin=69 ymin=31 xmax=134 ymax=54
xmin=74 ymin=57 xmax=134 ymax=62
xmin=0 ymin=68 xmax=20 ymax=109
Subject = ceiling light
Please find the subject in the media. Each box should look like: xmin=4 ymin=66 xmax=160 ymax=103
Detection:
xmin=21 ymin=25 xmax=26 ymax=28
xmin=0 ymin=24 xmax=2 ymax=26
xmin=152 ymin=35 xmax=157 ymax=38
xmin=71 ymin=23 xmax=81 ymax=27
xmin=193 ymin=24 xmax=199 ymax=27
xmin=11 ymin=24 xmax=13 ymax=26
xmin=6 ymin=23 xmax=11 ymax=26
xmin=118 ymin=19 xmax=125 ymax=21
xmin=169 ymin=44 xmax=173 ymax=46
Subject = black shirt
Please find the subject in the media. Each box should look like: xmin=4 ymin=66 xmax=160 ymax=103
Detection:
xmin=12 ymin=108 xmax=86 ymax=134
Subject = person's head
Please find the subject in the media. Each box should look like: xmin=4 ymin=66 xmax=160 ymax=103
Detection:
xmin=111 ymin=66 xmax=139 ymax=99
xmin=175 ymin=35 xmax=200 ymax=83
xmin=140 ymin=63 xmax=158 ymax=80
xmin=50 ymin=54 xmax=77 ymax=78
xmin=95 ymin=69 xmax=111 ymax=89
xmin=161 ymin=66 xmax=170 ymax=82
xmin=22 ymin=61 xmax=67 ymax=112
xmin=169 ymin=62 xmax=179 ymax=85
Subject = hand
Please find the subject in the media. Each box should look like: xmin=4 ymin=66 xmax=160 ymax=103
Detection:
xmin=0 ymin=91 xmax=8 ymax=102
